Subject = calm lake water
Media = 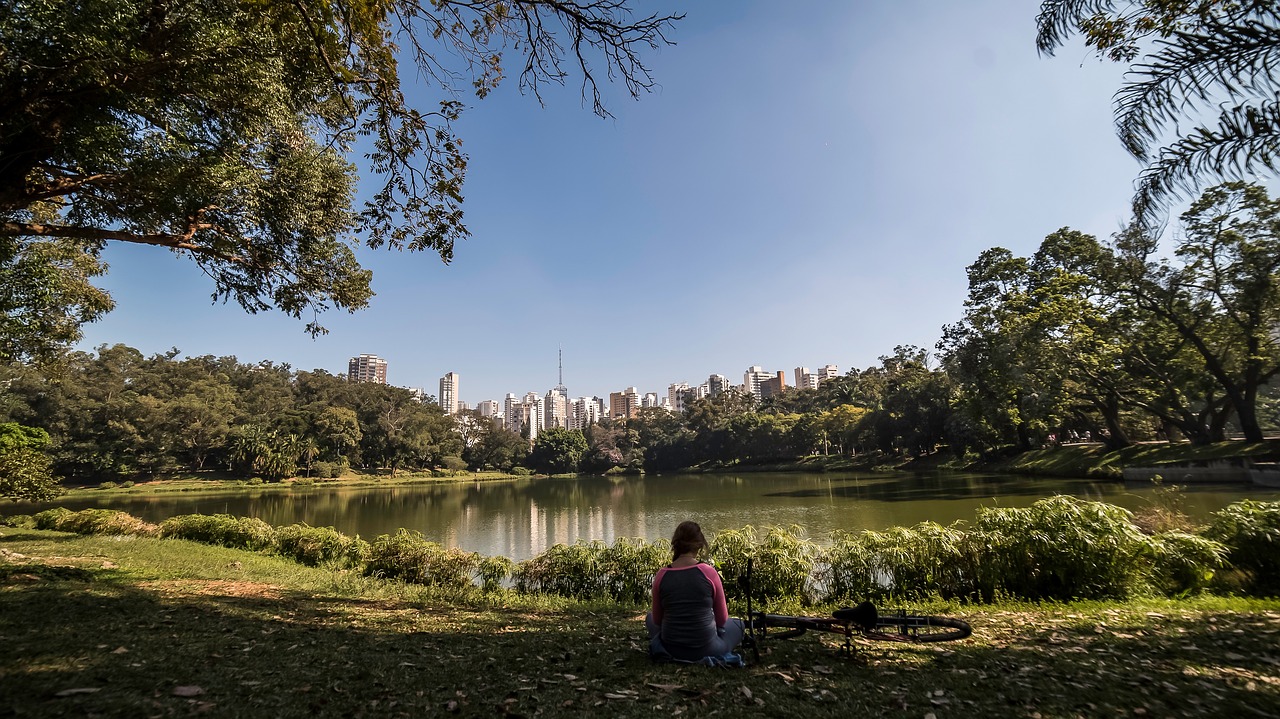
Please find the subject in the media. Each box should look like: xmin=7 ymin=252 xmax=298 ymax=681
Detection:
xmin=6 ymin=472 xmax=1278 ymax=560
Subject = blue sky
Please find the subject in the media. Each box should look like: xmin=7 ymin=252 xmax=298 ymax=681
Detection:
xmin=78 ymin=0 xmax=1141 ymax=405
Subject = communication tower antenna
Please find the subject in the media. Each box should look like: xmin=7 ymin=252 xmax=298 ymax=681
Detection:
xmin=555 ymin=346 xmax=568 ymax=397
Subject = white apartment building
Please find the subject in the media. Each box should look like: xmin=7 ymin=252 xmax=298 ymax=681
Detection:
xmin=347 ymin=354 xmax=387 ymax=384
xmin=642 ymin=392 xmax=659 ymax=409
xmin=544 ymin=389 xmax=570 ymax=430
xmin=819 ymin=364 xmax=840 ymax=383
xmin=476 ymin=400 xmax=501 ymax=419
xmin=794 ymin=367 xmax=819 ymax=391
xmin=668 ymin=382 xmax=690 ymax=413
xmin=570 ymin=396 xmax=604 ymax=430
xmin=744 ymin=366 xmax=774 ymax=400
xmin=707 ymin=374 xmax=729 ymax=396
xmin=439 ymin=372 xmax=460 ymax=414
xmin=523 ymin=392 xmax=545 ymax=441
xmin=503 ymin=393 xmax=521 ymax=432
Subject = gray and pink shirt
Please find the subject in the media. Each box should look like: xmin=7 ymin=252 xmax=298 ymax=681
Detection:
xmin=650 ymin=562 xmax=729 ymax=659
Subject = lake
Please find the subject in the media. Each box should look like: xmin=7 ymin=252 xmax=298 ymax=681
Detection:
xmin=6 ymin=472 xmax=1277 ymax=560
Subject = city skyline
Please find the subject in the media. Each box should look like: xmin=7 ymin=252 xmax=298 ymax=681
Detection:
xmin=76 ymin=1 xmax=1145 ymax=406
xmin=346 ymin=353 xmax=837 ymax=415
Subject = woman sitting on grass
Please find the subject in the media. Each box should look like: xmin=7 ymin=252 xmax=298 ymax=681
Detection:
xmin=645 ymin=520 xmax=745 ymax=662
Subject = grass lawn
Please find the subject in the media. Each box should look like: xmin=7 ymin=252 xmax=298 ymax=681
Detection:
xmin=2 ymin=528 xmax=1278 ymax=718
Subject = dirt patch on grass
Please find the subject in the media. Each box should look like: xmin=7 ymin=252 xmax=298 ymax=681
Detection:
xmin=140 ymin=578 xmax=286 ymax=600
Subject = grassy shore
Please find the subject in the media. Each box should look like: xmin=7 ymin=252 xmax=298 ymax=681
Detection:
xmin=60 ymin=469 xmax=538 ymax=500
xmin=2 ymin=528 xmax=1277 ymax=718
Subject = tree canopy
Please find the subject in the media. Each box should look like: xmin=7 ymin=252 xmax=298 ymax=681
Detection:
xmin=0 ymin=0 xmax=682 ymax=358
xmin=1036 ymin=0 xmax=1280 ymax=221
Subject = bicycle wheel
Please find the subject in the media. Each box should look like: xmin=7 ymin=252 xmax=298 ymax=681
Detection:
xmin=867 ymin=613 xmax=971 ymax=643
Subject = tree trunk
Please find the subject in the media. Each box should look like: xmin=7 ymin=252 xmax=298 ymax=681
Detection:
xmin=1100 ymin=394 xmax=1132 ymax=450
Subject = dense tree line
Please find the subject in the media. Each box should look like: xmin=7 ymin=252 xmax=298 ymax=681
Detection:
xmin=0 ymin=346 xmax=464 ymax=481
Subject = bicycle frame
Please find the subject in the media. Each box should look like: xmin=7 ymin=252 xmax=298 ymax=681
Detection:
xmin=736 ymin=558 xmax=971 ymax=661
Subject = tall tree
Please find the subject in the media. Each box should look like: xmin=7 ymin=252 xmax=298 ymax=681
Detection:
xmin=1112 ymin=182 xmax=1280 ymax=441
xmin=0 ymin=0 xmax=683 ymax=352
xmin=528 ymin=426 xmax=588 ymax=474
xmin=0 ymin=422 xmax=61 ymax=501
xmin=1036 ymin=0 xmax=1280 ymax=221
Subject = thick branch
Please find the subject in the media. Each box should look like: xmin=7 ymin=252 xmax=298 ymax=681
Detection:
xmin=0 ymin=221 xmax=250 ymax=266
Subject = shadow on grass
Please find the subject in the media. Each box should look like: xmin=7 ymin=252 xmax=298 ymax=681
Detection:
xmin=3 ymin=564 xmax=1277 ymax=719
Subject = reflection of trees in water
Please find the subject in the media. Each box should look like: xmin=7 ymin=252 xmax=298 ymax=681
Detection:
xmin=11 ymin=473 xmax=1276 ymax=560
xmin=760 ymin=473 xmax=1118 ymax=503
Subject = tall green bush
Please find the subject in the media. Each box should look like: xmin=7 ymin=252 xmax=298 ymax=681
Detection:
xmin=477 ymin=555 xmax=515 ymax=592
xmin=974 ymin=496 xmax=1149 ymax=601
xmin=852 ymin=522 xmax=967 ymax=601
xmin=514 ymin=540 xmax=606 ymax=598
xmin=712 ymin=525 xmax=818 ymax=603
xmin=365 ymin=530 xmax=478 ymax=590
xmin=274 ymin=523 xmax=368 ymax=567
xmin=600 ymin=537 xmax=669 ymax=603
xmin=1206 ymin=500 xmax=1280 ymax=596
xmin=158 ymin=514 xmax=276 ymax=551
xmin=1147 ymin=530 xmax=1227 ymax=596
xmin=32 ymin=507 xmax=156 ymax=536
xmin=819 ymin=532 xmax=877 ymax=603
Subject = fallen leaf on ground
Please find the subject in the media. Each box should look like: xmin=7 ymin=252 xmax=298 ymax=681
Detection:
xmin=172 ymin=686 xmax=205 ymax=697
xmin=55 ymin=688 xmax=101 ymax=697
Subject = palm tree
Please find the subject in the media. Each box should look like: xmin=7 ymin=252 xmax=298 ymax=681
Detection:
xmin=1036 ymin=1 xmax=1280 ymax=222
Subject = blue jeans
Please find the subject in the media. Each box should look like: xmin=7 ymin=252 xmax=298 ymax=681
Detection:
xmin=645 ymin=613 xmax=745 ymax=661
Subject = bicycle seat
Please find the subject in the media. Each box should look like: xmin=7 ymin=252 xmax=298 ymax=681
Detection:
xmin=833 ymin=601 xmax=878 ymax=630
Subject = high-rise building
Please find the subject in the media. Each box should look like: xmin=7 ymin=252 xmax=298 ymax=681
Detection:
xmin=794 ymin=367 xmax=819 ymax=390
xmin=642 ymin=392 xmax=659 ymax=409
xmin=476 ymin=400 xmax=501 ymax=419
xmin=570 ymin=396 xmax=604 ymax=430
xmin=523 ymin=392 xmax=545 ymax=441
xmin=348 ymin=354 xmax=387 ymax=384
xmin=609 ymin=387 xmax=640 ymax=419
xmin=545 ymin=389 xmax=569 ymax=430
xmin=707 ymin=374 xmax=729 ymax=397
xmin=760 ymin=371 xmax=787 ymax=399
xmin=439 ymin=372 xmax=460 ymax=414
xmin=819 ymin=364 xmax=840 ymax=383
xmin=668 ymin=382 xmax=690 ymax=413
xmin=504 ymin=393 xmax=521 ymax=432
xmin=744 ymin=366 xmax=774 ymax=399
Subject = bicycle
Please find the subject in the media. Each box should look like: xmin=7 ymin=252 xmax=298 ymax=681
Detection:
xmin=735 ymin=558 xmax=972 ymax=660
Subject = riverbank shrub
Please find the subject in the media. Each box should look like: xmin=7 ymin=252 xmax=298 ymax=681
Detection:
xmin=477 ymin=555 xmax=515 ymax=592
xmin=33 ymin=507 xmax=156 ymax=536
xmin=0 ymin=514 xmax=33 ymax=528
xmin=158 ymin=514 xmax=276 ymax=551
xmin=274 ymin=523 xmax=368 ymax=568
xmin=856 ymin=522 xmax=968 ymax=602
xmin=513 ymin=537 xmax=670 ymax=601
xmin=365 ymin=530 xmax=478 ymax=589
xmin=974 ymin=496 xmax=1150 ymax=601
xmin=1146 ymin=530 xmax=1227 ymax=596
xmin=1205 ymin=500 xmax=1280 ymax=595
xmin=514 ymin=540 xmax=606 ymax=597
xmin=600 ymin=537 xmax=669 ymax=604
xmin=713 ymin=526 xmax=819 ymax=603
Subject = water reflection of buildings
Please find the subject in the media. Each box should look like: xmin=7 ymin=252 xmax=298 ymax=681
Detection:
xmin=447 ymin=479 xmax=651 ymax=559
